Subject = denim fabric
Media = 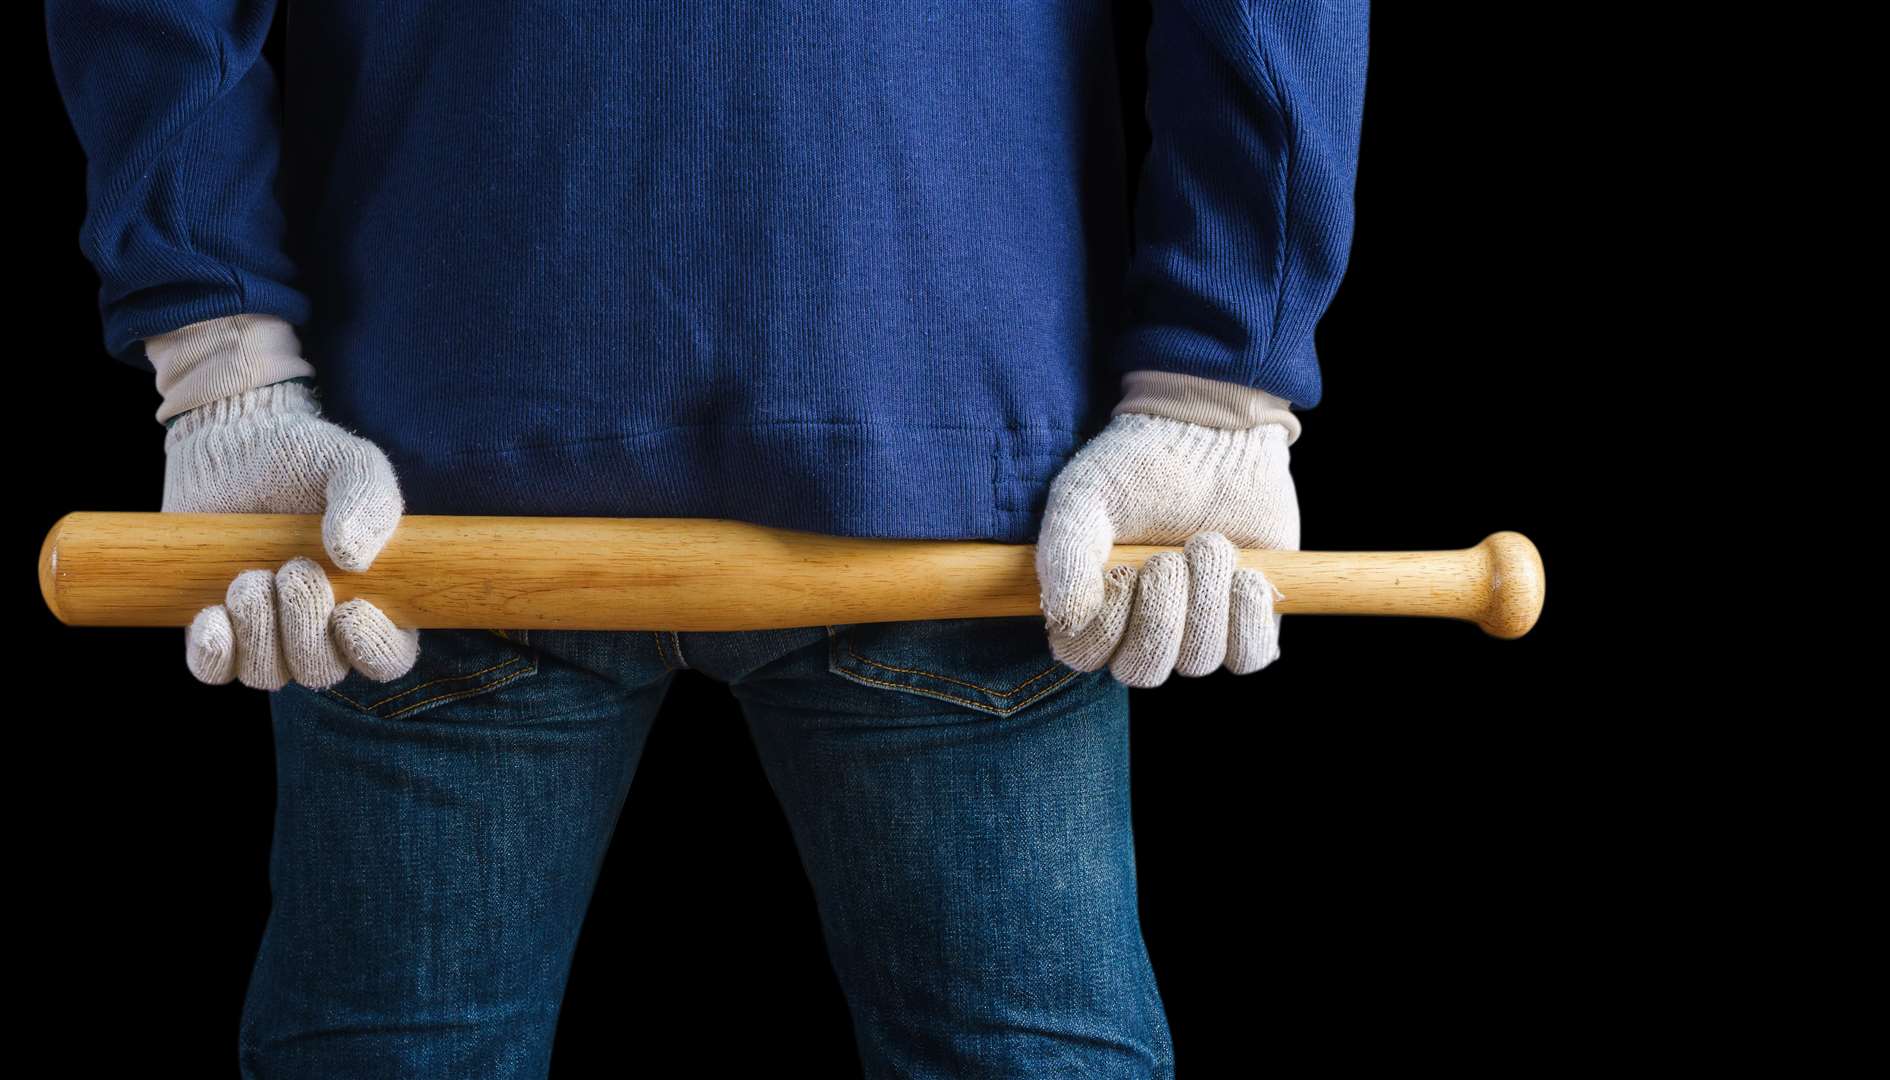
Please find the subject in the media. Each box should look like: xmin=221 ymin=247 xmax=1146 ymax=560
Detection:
xmin=242 ymin=616 xmax=1174 ymax=1078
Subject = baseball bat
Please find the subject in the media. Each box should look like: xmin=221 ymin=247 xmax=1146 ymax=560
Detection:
xmin=37 ymin=512 xmax=1545 ymax=638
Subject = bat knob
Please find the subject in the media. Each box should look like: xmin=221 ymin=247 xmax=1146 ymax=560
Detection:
xmin=40 ymin=511 xmax=71 ymax=626
xmin=1477 ymin=531 xmax=1545 ymax=639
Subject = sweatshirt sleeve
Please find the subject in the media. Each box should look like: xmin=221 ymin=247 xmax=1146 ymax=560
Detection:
xmin=1110 ymin=1 xmax=1369 ymax=410
xmin=44 ymin=0 xmax=312 ymax=374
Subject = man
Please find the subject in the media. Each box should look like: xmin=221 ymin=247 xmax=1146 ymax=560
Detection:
xmin=47 ymin=2 xmax=1367 ymax=1076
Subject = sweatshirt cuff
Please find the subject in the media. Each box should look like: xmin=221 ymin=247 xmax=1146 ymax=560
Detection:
xmin=1111 ymin=369 xmax=1303 ymax=447
xmin=144 ymin=313 xmax=318 ymax=425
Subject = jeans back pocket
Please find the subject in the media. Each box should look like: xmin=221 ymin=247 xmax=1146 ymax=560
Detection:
xmin=319 ymin=628 xmax=540 ymax=720
xmin=826 ymin=616 xmax=1084 ymax=719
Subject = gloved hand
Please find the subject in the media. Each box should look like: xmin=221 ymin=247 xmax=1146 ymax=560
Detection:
xmin=161 ymin=378 xmax=417 ymax=690
xmin=1035 ymin=369 xmax=1302 ymax=687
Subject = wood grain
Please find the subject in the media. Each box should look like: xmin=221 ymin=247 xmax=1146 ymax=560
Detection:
xmin=39 ymin=512 xmax=1544 ymax=638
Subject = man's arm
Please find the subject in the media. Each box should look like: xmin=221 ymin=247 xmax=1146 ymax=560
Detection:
xmin=45 ymin=2 xmax=413 ymax=692
xmin=1111 ymin=1 xmax=1369 ymax=412
xmin=1037 ymin=3 xmax=1368 ymax=684
xmin=45 ymin=0 xmax=313 ymax=415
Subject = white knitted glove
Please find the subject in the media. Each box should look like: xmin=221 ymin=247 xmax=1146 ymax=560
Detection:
xmin=1035 ymin=370 xmax=1302 ymax=687
xmin=161 ymin=378 xmax=417 ymax=690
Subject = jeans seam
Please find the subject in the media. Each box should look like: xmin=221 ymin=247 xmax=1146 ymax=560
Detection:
xmin=833 ymin=664 xmax=1083 ymax=716
xmin=670 ymin=630 xmax=689 ymax=669
xmin=376 ymin=662 xmax=539 ymax=719
xmin=324 ymin=654 xmax=532 ymax=711
xmin=838 ymin=631 xmax=1066 ymax=697
xmin=652 ymin=632 xmax=675 ymax=671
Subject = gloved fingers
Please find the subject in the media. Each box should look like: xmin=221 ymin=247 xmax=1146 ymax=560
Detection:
xmin=1225 ymin=567 xmax=1287 ymax=675
xmin=274 ymin=556 xmax=351 ymax=689
xmin=1048 ymin=562 xmax=1137 ymax=672
xmin=319 ymin=436 xmax=404 ymax=572
xmin=1110 ymin=550 xmax=1188 ymax=688
xmin=193 ymin=562 xmax=418 ymax=690
xmin=1174 ymin=531 xmax=1237 ymax=677
xmin=331 ymin=598 xmax=421 ymax=682
xmin=184 ymin=604 xmax=238 ymax=685
xmin=1035 ymin=480 xmax=1117 ymax=639
xmin=223 ymin=568 xmax=291 ymax=691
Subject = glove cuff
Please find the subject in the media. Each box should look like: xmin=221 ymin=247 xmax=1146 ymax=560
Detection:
xmin=163 ymin=378 xmax=323 ymax=451
xmin=1112 ymin=369 xmax=1303 ymax=447
xmin=145 ymin=313 xmax=318 ymax=426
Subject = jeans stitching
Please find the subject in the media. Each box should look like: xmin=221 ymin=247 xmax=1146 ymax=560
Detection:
xmin=834 ymin=664 xmax=1083 ymax=716
xmin=652 ymin=632 xmax=675 ymax=671
xmin=377 ymin=661 xmax=539 ymax=719
xmin=325 ymin=654 xmax=532 ymax=711
xmin=840 ymin=633 xmax=1065 ymax=697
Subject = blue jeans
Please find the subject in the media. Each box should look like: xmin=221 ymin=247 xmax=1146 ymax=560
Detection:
xmin=241 ymin=616 xmax=1175 ymax=1078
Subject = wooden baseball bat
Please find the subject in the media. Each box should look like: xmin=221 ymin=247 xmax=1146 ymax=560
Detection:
xmin=37 ymin=512 xmax=1545 ymax=638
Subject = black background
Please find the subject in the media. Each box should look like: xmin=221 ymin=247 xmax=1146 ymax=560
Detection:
xmin=21 ymin=5 xmax=1643 ymax=1075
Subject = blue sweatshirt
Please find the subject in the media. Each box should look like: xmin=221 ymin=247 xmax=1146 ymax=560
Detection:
xmin=47 ymin=2 xmax=1368 ymax=543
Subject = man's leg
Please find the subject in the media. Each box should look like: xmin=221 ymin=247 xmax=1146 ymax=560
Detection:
xmin=731 ymin=619 xmax=1174 ymax=1079
xmin=238 ymin=628 xmax=672 ymax=1079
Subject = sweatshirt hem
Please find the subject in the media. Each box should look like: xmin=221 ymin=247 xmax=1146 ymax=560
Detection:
xmin=382 ymin=420 xmax=1088 ymax=545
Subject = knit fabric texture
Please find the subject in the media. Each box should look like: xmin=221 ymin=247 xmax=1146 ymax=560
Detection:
xmin=163 ymin=374 xmax=314 ymax=431
xmin=163 ymin=380 xmax=415 ymax=688
xmin=1113 ymin=369 xmax=1304 ymax=444
xmin=186 ymin=558 xmax=420 ymax=690
xmin=1035 ymin=412 xmax=1298 ymax=685
xmin=162 ymin=380 xmax=404 ymax=572
xmin=145 ymin=313 xmax=317 ymax=425
xmin=49 ymin=2 xmax=1367 ymax=542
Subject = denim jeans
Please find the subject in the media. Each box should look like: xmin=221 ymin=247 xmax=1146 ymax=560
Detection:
xmin=240 ymin=616 xmax=1175 ymax=1078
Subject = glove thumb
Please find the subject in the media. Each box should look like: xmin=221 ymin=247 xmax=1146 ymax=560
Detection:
xmin=320 ymin=436 xmax=404 ymax=571
xmin=1035 ymin=483 xmax=1116 ymax=639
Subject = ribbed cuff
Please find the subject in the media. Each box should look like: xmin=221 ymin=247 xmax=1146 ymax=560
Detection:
xmin=162 ymin=378 xmax=323 ymax=448
xmin=1111 ymin=369 xmax=1303 ymax=446
xmin=145 ymin=313 xmax=318 ymax=425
